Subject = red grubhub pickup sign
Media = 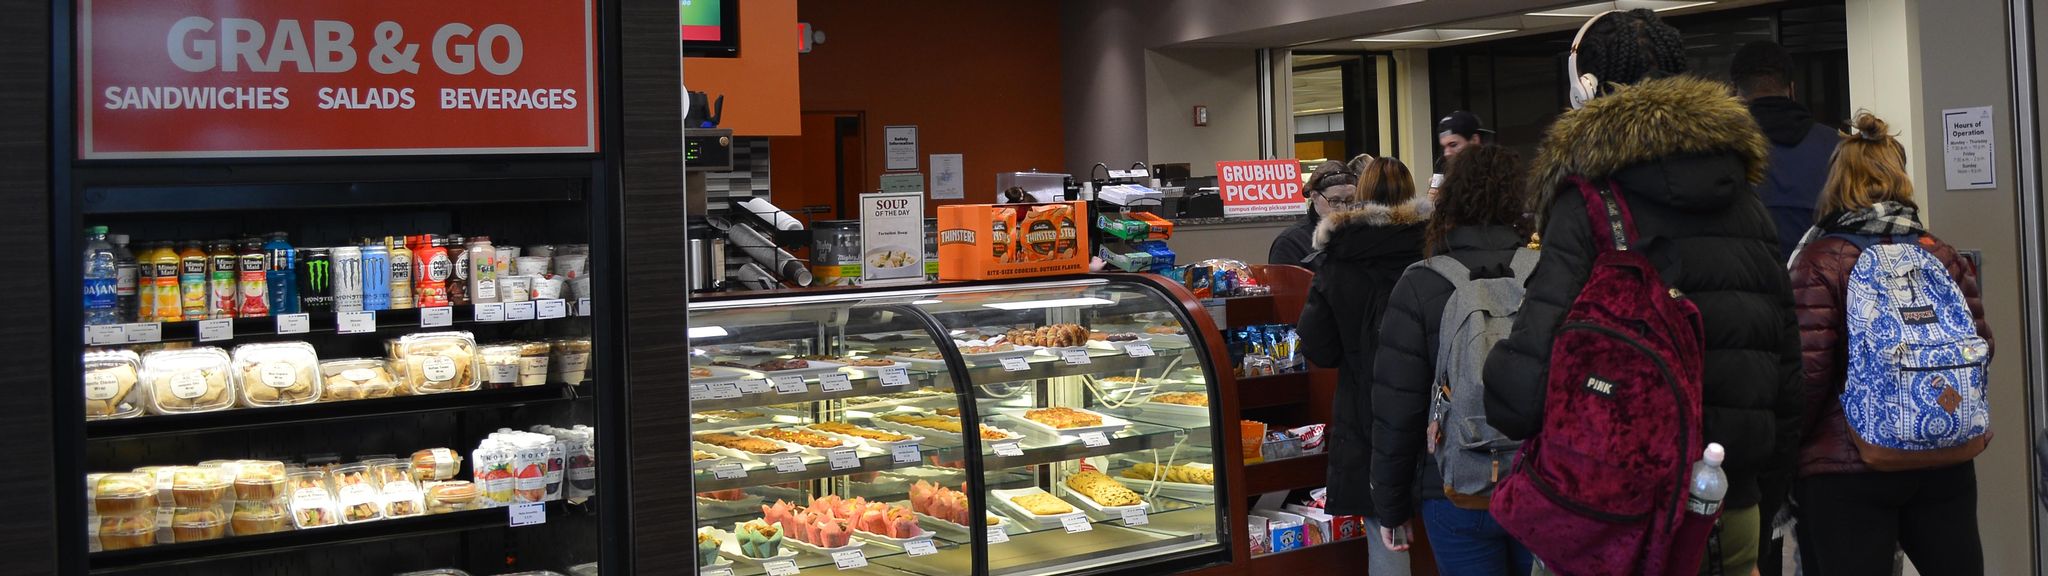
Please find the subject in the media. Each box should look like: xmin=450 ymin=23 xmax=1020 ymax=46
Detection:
xmin=78 ymin=0 xmax=598 ymax=159
xmin=1215 ymin=159 xmax=1306 ymax=217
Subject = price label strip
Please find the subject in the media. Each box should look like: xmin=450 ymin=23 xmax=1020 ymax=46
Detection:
xmin=275 ymin=313 xmax=311 ymax=334
xmin=1061 ymin=349 xmax=1091 ymax=365
xmin=536 ymin=298 xmax=568 ymax=319
xmin=986 ymin=525 xmax=1010 ymax=544
xmin=772 ymin=455 xmax=806 ymax=474
xmin=707 ymin=381 xmax=742 ymax=400
xmin=1121 ymin=507 xmax=1150 ymax=526
xmin=473 ymin=303 xmax=505 ymax=323
xmin=688 ymin=383 xmax=711 ymax=401
xmin=505 ymin=301 xmax=537 ymax=321
xmin=904 ymin=538 xmax=938 ymax=557
xmin=773 ymin=375 xmax=808 ymax=395
xmin=337 ymin=311 xmax=376 ymax=334
xmin=1060 ymin=514 xmax=1093 ymax=533
xmin=1125 ymin=343 xmax=1155 ymax=358
xmin=819 ymin=372 xmax=852 ymax=393
xmin=879 ymin=367 xmax=911 ymax=387
xmin=827 ymin=449 xmax=861 ymax=471
xmin=711 ymin=462 xmax=746 ymax=480
xmin=1000 ymin=356 xmax=1031 ymax=372
xmin=123 ymin=323 xmax=162 ymax=343
xmin=577 ymin=298 xmax=592 ymax=316
xmin=831 ymin=549 xmax=867 ymax=570
xmin=508 ymin=502 xmax=547 ymax=527
xmin=737 ymin=378 xmax=771 ymax=394
xmin=701 ymin=566 xmax=735 ymax=576
xmin=764 ymin=559 xmax=800 ymax=576
xmin=87 ymin=325 xmax=125 ymax=345
xmin=196 ymin=318 xmax=234 ymax=342
xmin=890 ymin=444 xmax=920 ymax=464
xmin=419 ymin=306 xmax=454 ymax=328
xmin=991 ymin=441 xmax=1024 ymax=457
xmin=1079 ymin=431 xmax=1110 ymax=448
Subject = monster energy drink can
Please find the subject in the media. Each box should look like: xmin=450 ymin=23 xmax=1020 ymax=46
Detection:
xmin=362 ymin=243 xmax=391 ymax=312
xmin=297 ymin=248 xmax=334 ymax=316
xmin=332 ymin=246 xmax=364 ymax=313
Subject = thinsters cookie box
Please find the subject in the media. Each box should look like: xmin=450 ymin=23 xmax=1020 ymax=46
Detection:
xmin=938 ymin=202 xmax=1089 ymax=280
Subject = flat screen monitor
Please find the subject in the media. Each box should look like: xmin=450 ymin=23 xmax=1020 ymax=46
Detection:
xmin=682 ymin=0 xmax=739 ymax=57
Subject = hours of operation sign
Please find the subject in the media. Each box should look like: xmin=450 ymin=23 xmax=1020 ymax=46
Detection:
xmin=78 ymin=0 xmax=599 ymax=159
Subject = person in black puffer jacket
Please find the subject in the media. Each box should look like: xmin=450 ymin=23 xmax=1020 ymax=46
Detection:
xmin=1272 ymin=154 xmax=1377 ymax=270
xmin=1480 ymin=9 xmax=1801 ymax=576
xmin=1370 ymin=144 xmax=1534 ymax=576
xmin=1298 ymin=156 xmax=1428 ymax=576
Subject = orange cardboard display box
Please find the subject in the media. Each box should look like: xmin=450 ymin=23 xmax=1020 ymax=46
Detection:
xmin=938 ymin=202 xmax=1090 ymax=280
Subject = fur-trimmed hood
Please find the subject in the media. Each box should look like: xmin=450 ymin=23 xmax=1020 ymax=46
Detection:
xmin=1310 ymin=196 xmax=1432 ymax=269
xmin=1529 ymin=75 xmax=1771 ymax=212
xmin=1313 ymin=196 xmax=1433 ymax=249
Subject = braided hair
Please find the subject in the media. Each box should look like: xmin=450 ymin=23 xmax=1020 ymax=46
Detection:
xmin=1579 ymin=9 xmax=1689 ymax=92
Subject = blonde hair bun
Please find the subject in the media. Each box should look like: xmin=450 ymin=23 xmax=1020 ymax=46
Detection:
xmin=1852 ymin=112 xmax=1891 ymax=142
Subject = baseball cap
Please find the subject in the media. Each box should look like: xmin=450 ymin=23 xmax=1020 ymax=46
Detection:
xmin=1437 ymin=111 xmax=1495 ymax=138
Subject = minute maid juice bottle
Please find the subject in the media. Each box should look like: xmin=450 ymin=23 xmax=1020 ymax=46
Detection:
xmin=148 ymin=242 xmax=182 ymax=322
xmin=178 ymin=241 xmax=207 ymax=319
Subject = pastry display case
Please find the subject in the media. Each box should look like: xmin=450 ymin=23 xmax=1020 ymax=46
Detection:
xmin=688 ymin=276 xmax=1232 ymax=576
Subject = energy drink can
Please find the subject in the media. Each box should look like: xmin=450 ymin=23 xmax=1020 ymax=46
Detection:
xmin=332 ymin=246 xmax=364 ymax=313
xmin=362 ymin=243 xmax=391 ymax=311
xmin=297 ymin=248 xmax=334 ymax=316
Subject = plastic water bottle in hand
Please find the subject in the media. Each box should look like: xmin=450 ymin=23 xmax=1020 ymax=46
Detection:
xmin=1687 ymin=442 xmax=1728 ymax=516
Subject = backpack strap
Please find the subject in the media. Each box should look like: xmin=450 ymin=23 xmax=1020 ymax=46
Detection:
xmin=1416 ymin=255 xmax=1476 ymax=288
xmin=1572 ymin=177 xmax=1638 ymax=253
xmin=1507 ymin=248 xmax=1539 ymax=279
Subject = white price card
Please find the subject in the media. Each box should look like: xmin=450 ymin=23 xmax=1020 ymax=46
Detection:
xmin=688 ymin=383 xmax=711 ymax=401
xmin=196 ymin=318 xmax=234 ymax=342
xmin=275 ymin=313 xmax=310 ymax=334
xmin=831 ymin=549 xmax=868 ymax=570
xmin=1000 ymin=356 xmax=1031 ymax=372
xmin=419 ymin=306 xmax=454 ymax=328
xmin=1061 ymin=514 xmax=1094 ymax=533
xmin=123 ymin=323 xmax=162 ymax=343
xmin=772 ymin=455 xmax=806 ymax=474
xmin=890 ymin=444 xmax=921 ymax=464
xmin=1124 ymin=343 xmax=1155 ymax=358
xmin=773 ymin=375 xmax=808 ymax=395
xmin=827 ymin=449 xmax=862 ymax=470
xmin=508 ymin=502 xmax=547 ymax=527
xmin=536 ymin=299 xmax=568 ymax=319
xmin=505 ymin=301 xmax=537 ymax=321
xmin=87 ymin=325 xmax=125 ymax=345
xmin=764 ymin=559 xmax=800 ymax=576
xmin=991 ymin=441 xmax=1024 ymax=457
xmin=711 ymin=462 xmax=746 ymax=480
xmin=1079 ymin=431 xmax=1110 ymax=448
xmin=338 ymin=311 xmax=376 ymax=334
xmin=708 ymin=381 xmax=742 ymax=400
xmin=1061 ymin=349 xmax=1091 ymax=365
xmin=986 ymin=524 xmax=1010 ymax=544
xmin=820 ymin=373 xmax=852 ymax=393
xmin=577 ymin=298 xmax=592 ymax=316
xmin=473 ymin=303 xmax=505 ymax=323
xmin=701 ymin=566 xmax=735 ymax=576
xmin=880 ymin=367 xmax=911 ymax=387
xmin=1121 ymin=508 xmax=1150 ymax=526
xmin=738 ymin=378 xmax=771 ymax=394
xmin=904 ymin=538 xmax=938 ymax=557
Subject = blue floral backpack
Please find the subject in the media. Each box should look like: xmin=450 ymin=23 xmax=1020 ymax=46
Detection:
xmin=1837 ymin=234 xmax=1991 ymax=470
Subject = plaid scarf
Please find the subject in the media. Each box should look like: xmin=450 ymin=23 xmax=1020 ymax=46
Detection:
xmin=1786 ymin=201 xmax=1927 ymax=267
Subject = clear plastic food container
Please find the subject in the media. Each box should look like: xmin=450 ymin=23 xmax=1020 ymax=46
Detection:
xmin=92 ymin=472 xmax=157 ymax=515
xmin=479 ymin=343 xmax=523 ymax=389
xmin=231 ymin=341 xmax=321 ymax=407
xmin=330 ymin=464 xmax=384 ymax=524
xmin=231 ymin=460 xmax=287 ymax=501
xmin=169 ymin=506 xmax=228 ymax=543
xmin=518 ymin=342 xmax=552 ymax=387
xmin=551 ymin=338 xmax=591 ymax=385
xmin=372 ymin=458 xmax=425 ymax=518
xmin=423 ymin=481 xmax=479 ymax=514
xmin=95 ymin=513 xmax=156 ymax=551
xmin=230 ymin=499 xmax=292 ymax=536
xmin=83 ymin=350 xmax=144 ymax=420
xmin=394 ymin=332 xmax=480 ymax=394
xmin=286 ymin=470 xmax=340 ymax=529
xmin=167 ymin=466 xmax=230 ymax=508
xmin=409 ymin=448 xmax=463 ymax=482
xmin=141 ymin=347 xmax=237 ymax=415
xmin=318 ymin=358 xmax=398 ymax=401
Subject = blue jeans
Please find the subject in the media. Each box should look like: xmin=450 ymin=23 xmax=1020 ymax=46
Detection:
xmin=1420 ymin=499 xmax=1533 ymax=576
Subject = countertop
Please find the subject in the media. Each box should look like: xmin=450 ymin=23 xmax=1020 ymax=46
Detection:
xmin=1169 ymin=214 xmax=1302 ymax=226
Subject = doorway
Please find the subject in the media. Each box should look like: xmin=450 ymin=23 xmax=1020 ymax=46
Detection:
xmin=1288 ymin=53 xmax=1398 ymax=173
xmin=783 ymin=111 xmax=867 ymax=223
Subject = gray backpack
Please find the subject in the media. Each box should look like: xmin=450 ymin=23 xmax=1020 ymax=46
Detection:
xmin=1415 ymin=249 xmax=1536 ymax=507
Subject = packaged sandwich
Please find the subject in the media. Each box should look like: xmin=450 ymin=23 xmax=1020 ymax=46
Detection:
xmin=330 ymin=464 xmax=384 ymax=524
xmin=286 ymin=470 xmax=341 ymax=529
xmin=231 ymin=460 xmax=288 ymax=501
xmin=424 ymin=481 xmax=479 ymax=514
xmin=141 ymin=347 xmax=236 ymax=415
xmin=318 ymin=358 xmax=398 ymax=401
xmin=232 ymin=341 xmax=321 ymax=407
xmin=394 ymin=332 xmax=480 ymax=394
xmin=410 ymin=448 xmax=464 ymax=481
xmin=83 ymin=350 xmax=144 ymax=420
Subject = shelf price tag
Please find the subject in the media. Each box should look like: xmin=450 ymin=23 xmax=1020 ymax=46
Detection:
xmin=904 ymin=538 xmax=938 ymax=557
xmin=275 ymin=313 xmax=310 ymax=334
xmin=890 ymin=444 xmax=920 ymax=464
xmin=1060 ymin=514 xmax=1094 ymax=533
xmin=508 ymin=502 xmax=547 ymax=527
xmin=419 ymin=306 xmax=454 ymax=328
xmin=338 ymin=311 xmax=377 ymax=334
xmin=701 ymin=566 xmax=736 ymax=576
xmin=688 ymin=383 xmax=711 ymax=401
xmin=577 ymin=298 xmax=592 ymax=316
xmin=831 ymin=549 xmax=868 ymax=570
xmin=986 ymin=524 xmax=1010 ymax=544
xmin=773 ymin=375 xmax=808 ymax=395
xmin=1121 ymin=508 xmax=1150 ymax=526
xmin=1124 ymin=343 xmax=1155 ymax=358
xmin=764 ymin=559 xmax=800 ymax=576
xmin=1061 ymin=349 xmax=1092 ymax=365
xmin=827 ymin=449 xmax=862 ymax=470
xmin=505 ymin=301 xmax=537 ymax=321
xmin=772 ymin=455 xmax=806 ymax=474
xmin=738 ymin=378 xmax=771 ymax=394
xmin=708 ymin=382 xmax=742 ymax=400
xmin=473 ymin=303 xmax=505 ymax=323
xmin=536 ymin=299 xmax=568 ymax=319
xmin=1078 ymin=431 xmax=1111 ymax=448
xmin=820 ymin=372 xmax=853 ymax=393
xmin=87 ymin=325 xmax=126 ymax=345
xmin=196 ymin=318 xmax=234 ymax=342
xmin=1000 ymin=356 xmax=1031 ymax=372
xmin=879 ymin=367 xmax=911 ymax=387
xmin=711 ymin=462 xmax=746 ymax=480
xmin=123 ymin=322 xmax=162 ymax=343
xmin=991 ymin=441 xmax=1024 ymax=457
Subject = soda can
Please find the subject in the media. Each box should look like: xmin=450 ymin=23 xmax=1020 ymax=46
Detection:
xmin=297 ymin=248 xmax=334 ymax=316
xmin=332 ymin=246 xmax=364 ymax=313
xmin=362 ymin=243 xmax=391 ymax=312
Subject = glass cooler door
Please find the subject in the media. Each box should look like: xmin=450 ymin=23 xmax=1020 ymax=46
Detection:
xmin=909 ymin=278 xmax=1227 ymax=576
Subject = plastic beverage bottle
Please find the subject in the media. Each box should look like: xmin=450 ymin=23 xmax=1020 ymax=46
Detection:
xmin=1687 ymin=442 xmax=1728 ymax=516
xmin=236 ymin=237 xmax=270 ymax=318
xmin=467 ymin=236 xmax=499 ymax=304
xmin=148 ymin=241 xmax=183 ymax=322
xmin=412 ymin=235 xmax=450 ymax=308
xmin=446 ymin=234 xmax=470 ymax=306
xmin=207 ymin=240 xmax=237 ymax=319
xmin=109 ymin=234 xmax=137 ymax=323
xmin=263 ymin=232 xmax=297 ymax=315
xmin=387 ymin=236 xmax=414 ymax=310
xmin=83 ymin=226 xmax=120 ymax=326
xmin=136 ymin=241 xmax=158 ymax=322
xmin=178 ymin=241 xmax=208 ymax=320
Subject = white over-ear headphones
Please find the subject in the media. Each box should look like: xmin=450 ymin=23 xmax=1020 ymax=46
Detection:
xmin=1568 ymin=10 xmax=1625 ymax=110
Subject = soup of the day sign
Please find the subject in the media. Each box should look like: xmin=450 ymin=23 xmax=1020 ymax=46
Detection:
xmin=1215 ymin=159 xmax=1305 ymax=217
xmin=78 ymin=0 xmax=598 ymax=159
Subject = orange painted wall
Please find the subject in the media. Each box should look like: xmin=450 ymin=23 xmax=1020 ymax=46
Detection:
xmin=793 ymin=0 xmax=1065 ymax=212
xmin=683 ymin=0 xmax=801 ymax=136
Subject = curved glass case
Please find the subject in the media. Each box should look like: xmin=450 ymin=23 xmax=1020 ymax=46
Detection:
xmin=687 ymin=276 xmax=1229 ymax=576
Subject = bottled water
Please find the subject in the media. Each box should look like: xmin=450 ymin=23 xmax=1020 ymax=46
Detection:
xmin=84 ymin=226 xmax=120 ymax=326
xmin=1687 ymin=442 xmax=1728 ymax=515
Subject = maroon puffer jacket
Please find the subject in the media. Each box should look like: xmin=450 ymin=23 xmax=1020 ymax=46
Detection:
xmin=1788 ymin=234 xmax=1992 ymax=477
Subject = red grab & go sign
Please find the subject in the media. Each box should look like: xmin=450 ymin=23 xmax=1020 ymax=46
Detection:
xmin=79 ymin=0 xmax=598 ymax=159
xmin=1215 ymin=160 xmax=1306 ymax=217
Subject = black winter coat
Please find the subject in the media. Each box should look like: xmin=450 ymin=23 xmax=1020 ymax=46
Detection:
xmin=1298 ymin=198 xmax=1430 ymax=517
xmin=1481 ymin=76 xmax=1803 ymax=510
xmin=1369 ymin=225 xmax=1524 ymax=527
xmin=1269 ymin=212 xmax=1320 ymax=271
